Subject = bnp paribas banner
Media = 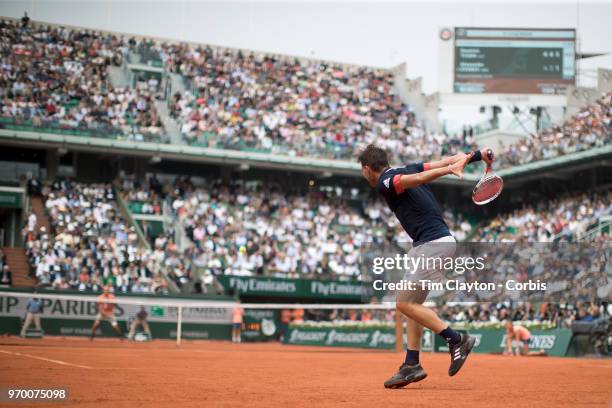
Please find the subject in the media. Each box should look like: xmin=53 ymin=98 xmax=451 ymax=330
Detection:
xmin=434 ymin=328 xmax=572 ymax=357
xmin=217 ymin=276 xmax=364 ymax=300
xmin=284 ymin=325 xmax=397 ymax=349
xmin=0 ymin=292 xmax=234 ymax=340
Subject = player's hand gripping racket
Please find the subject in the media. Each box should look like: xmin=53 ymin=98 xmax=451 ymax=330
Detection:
xmin=472 ymin=149 xmax=503 ymax=205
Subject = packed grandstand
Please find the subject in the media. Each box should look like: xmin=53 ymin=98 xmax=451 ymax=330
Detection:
xmin=0 ymin=17 xmax=610 ymax=330
xmin=1 ymin=19 xmax=609 ymax=165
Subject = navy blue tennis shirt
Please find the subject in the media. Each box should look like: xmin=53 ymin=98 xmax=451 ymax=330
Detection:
xmin=376 ymin=163 xmax=450 ymax=245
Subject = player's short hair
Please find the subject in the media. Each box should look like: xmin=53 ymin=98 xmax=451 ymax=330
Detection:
xmin=357 ymin=144 xmax=389 ymax=172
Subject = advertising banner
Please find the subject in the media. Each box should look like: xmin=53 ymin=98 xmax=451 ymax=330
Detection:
xmin=217 ymin=276 xmax=364 ymax=300
xmin=434 ymin=328 xmax=572 ymax=357
xmin=0 ymin=293 xmax=235 ymax=340
xmin=284 ymin=325 xmax=396 ymax=349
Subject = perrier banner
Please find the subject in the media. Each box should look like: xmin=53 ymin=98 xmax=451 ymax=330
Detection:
xmin=217 ymin=276 xmax=364 ymax=300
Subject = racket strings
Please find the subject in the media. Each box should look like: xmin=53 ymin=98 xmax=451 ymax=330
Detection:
xmin=473 ymin=176 xmax=503 ymax=203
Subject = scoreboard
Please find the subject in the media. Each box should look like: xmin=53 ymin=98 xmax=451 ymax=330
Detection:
xmin=453 ymin=27 xmax=575 ymax=95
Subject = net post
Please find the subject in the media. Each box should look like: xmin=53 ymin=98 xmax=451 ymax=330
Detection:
xmin=395 ymin=307 xmax=403 ymax=353
xmin=176 ymin=305 xmax=183 ymax=346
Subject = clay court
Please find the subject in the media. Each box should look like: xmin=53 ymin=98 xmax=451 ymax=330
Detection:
xmin=0 ymin=337 xmax=610 ymax=408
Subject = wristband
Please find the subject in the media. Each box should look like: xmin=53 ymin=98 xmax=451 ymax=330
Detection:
xmin=468 ymin=150 xmax=482 ymax=164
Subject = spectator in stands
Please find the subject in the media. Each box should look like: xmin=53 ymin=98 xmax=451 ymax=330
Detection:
xmin=0 ymin=262 xmax=12 ymax=286
xmin=26 ymin=177 xmax=42 ymax=196
xmin=20 ymin=12 xmax=29 ymax=29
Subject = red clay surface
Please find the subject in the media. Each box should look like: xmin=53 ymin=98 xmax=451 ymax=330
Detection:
xmin=0 ymin=336 xmax=611 ymax=408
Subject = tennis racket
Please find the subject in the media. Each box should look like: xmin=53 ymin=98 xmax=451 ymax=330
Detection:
xmin=472 ymin=149 xmax=503 ymax=205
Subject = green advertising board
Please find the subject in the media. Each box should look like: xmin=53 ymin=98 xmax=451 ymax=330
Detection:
xmin=284 ymin=324 xmax=571 ymax=356
xmin=284 ymin=325 xmax=397 ymax=349
xmin=283 ymin=325 xmax=433 ymax=350
xmin=217 ymin=276 xmax=364 ymax=300
xmin=434 ymin=328 xmax=572 ymax=357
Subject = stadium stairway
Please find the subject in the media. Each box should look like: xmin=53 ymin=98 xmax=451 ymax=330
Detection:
xmin=29 ymin=196 xmax=50 ymax=233
xmin=108 ymin=65 xmax=133 ymax=89
xmin=154 ymin=100 xmax=183 ymax=145
xmin=169 ymin=73 xmax=187 ymax=95
xmin=2 ymin=247 xmax=34 ymax=288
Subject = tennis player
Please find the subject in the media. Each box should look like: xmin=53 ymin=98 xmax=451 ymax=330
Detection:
xmin=91 ymin=285 xmax=123 ymax=340
xmin=357 ymin=144 xmax=492 ymax=389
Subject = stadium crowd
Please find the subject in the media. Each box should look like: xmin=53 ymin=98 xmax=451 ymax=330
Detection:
xmin=113 ymin=177 xmax=472 ymax=290
xmin=497 ymin=92 xmax=612 ymax=168
xmin=1 ymin=19 xmax=610 ymax=169
xmin=22 ymin=180 xmax=172 ymax=293
xmin=155 ymin=41 xmax=609 ymax=168
xmin=118 ymin=176 xmax=473 ymax=284
xmin=436 ymin=301 xmax=604 ymax=327
xmin=297 ymin=301 xmax=605 ymax=328
xmin=0 ymin=19 xmax=166 ymax=142
xmin=145 ymin=178 xmax=384 ymax=280
xmin=121 ymin=176 xmax=610 ymax=288
xmin=16 ymin=173 xmax=609 ymax=300
xmin=158 ymin=42 xmax=469 ymax=162
xmin=479 ymin=190 xmax=612 ymax=242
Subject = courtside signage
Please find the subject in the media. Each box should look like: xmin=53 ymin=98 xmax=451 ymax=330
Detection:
xmin=218 ymin=276 xmax=364 ymax=300
xmin=0 ymin=295 xmax=233 ymax=324
xmin=285 ymin=326 xmax=396 ymax=349
xmin=434 ymin=328 xmax=572 ymax=356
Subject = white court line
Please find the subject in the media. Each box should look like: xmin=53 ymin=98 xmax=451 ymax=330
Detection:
xmin=0 ymin=349 xmax=92 ymax=369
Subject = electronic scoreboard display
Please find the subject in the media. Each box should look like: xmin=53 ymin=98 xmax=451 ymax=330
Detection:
xmin=454 ymin=27 xmax=575 ymax=94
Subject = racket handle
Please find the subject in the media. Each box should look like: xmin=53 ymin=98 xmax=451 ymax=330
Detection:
xmin=486 ymin=149 xmax=494 ymax=162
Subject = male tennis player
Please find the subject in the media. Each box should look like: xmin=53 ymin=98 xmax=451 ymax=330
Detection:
xmin=357 ymin=144 xmax=492 ymax=389
xmin=91 ymin=285 xmax=123 ymax=340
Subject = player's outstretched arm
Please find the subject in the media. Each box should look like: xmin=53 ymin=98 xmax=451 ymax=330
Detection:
xmin=423 ymin=148 xmax=492 ymax=171
xmin=423 ymin=152 xmax=469 ymax=170
xmin=399 ymin=152 xmax=473 ymax=189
